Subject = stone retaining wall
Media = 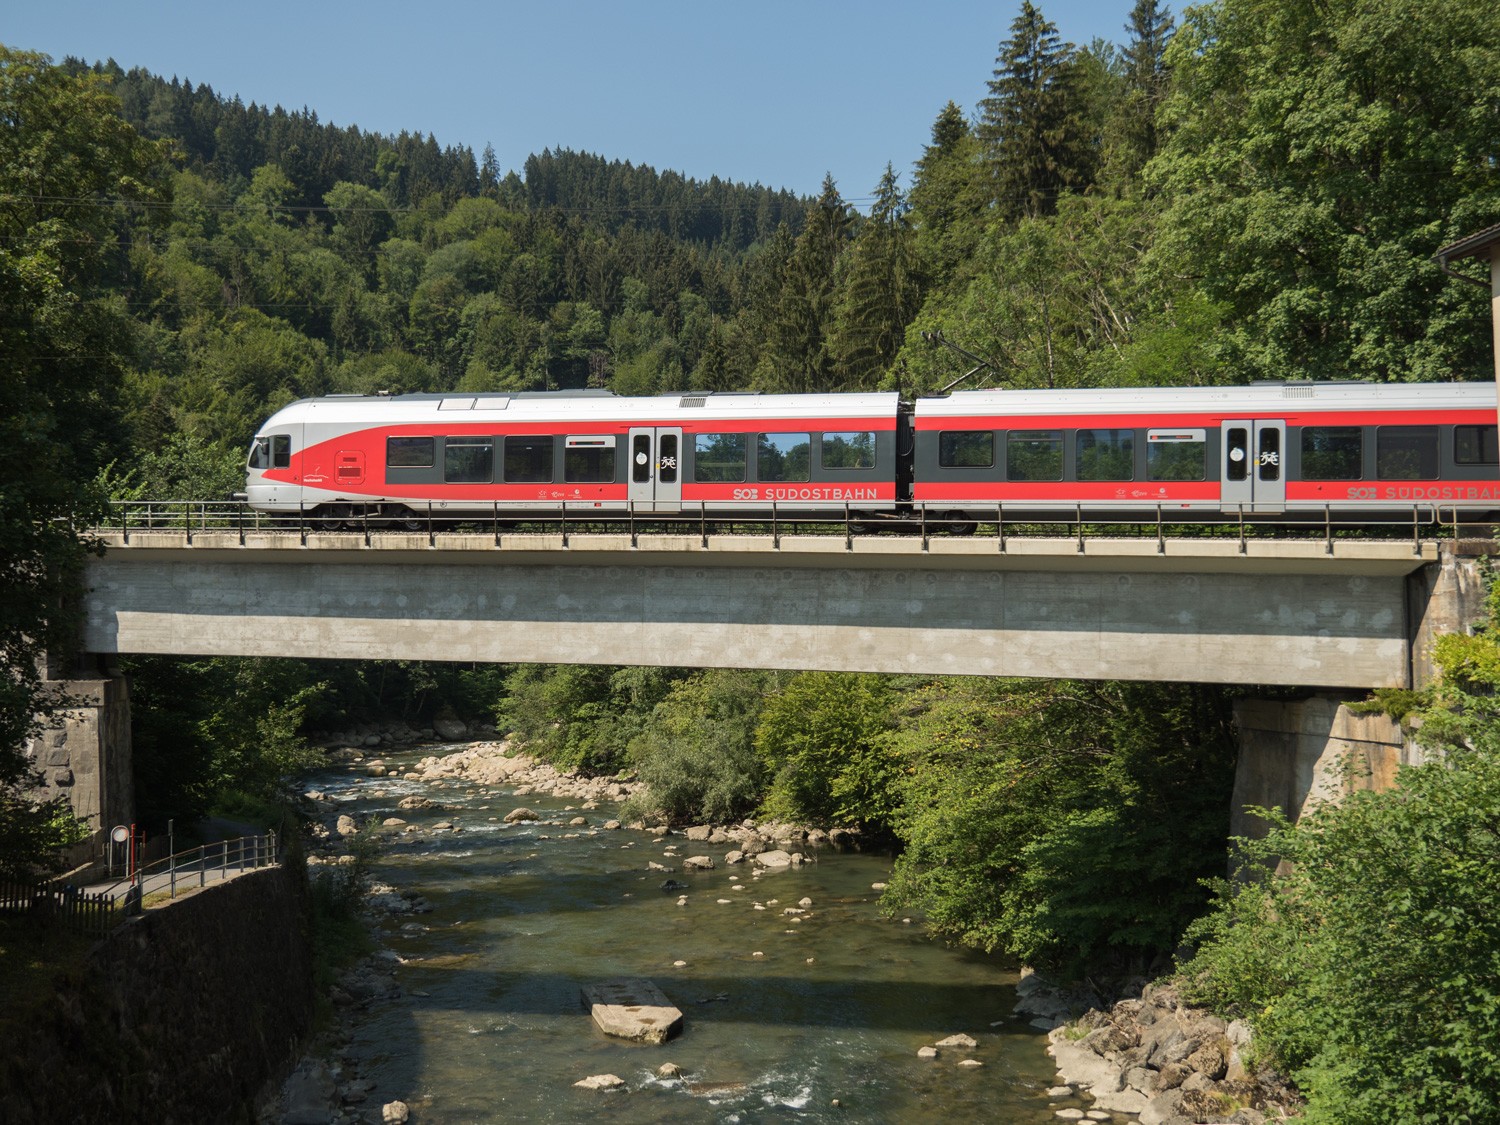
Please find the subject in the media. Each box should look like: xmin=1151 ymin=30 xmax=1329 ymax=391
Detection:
xmin=0 ymin=863 xmax=314 ymax=1124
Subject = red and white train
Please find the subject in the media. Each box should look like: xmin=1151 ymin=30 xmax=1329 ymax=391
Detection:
xmin=243 ymin=381 xmax=1500 ymax=527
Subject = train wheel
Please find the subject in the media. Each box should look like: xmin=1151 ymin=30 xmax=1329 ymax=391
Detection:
xmin=944 ymin=511 xmax=978 ymax=537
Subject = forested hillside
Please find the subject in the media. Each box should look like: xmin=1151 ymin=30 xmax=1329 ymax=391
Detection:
xmin=4 ymin=2 xmax=1500 ymax=1113
xmin=14 ymin=0 xmax=1496 ymax=496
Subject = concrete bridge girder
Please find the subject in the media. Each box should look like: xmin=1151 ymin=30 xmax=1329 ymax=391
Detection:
xmin=78 ymin=531 xmax=1453 ymax=689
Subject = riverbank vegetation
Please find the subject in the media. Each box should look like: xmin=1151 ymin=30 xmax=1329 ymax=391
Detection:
xmin=1178 ymin=572 xmax=1500 ymax=1122
xmin=501 ymin=663 xmax=1240 ymax=974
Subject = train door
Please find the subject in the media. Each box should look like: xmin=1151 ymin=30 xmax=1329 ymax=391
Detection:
xmin=1220 ymin=419 xmax=1286 ymax=513
xmin=627 ymin=427 xmax=682 ymax=513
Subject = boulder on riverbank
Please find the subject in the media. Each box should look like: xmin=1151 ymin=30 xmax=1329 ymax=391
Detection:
xmin=410 ymin=742 xmax=639 ymax=803
xmin=1044 ymin=980 xmax=1301 ymax=1123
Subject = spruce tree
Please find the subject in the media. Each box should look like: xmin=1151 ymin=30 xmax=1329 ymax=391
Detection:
xmin=753 ymin=176 xmax=853 ymax=393
xmin=908 ymin=102 xmax=987 ymax=287
xmin=1117 ymin=0 xmax=1175 ymax=180
xmin=977 ymin=1 xmax=1096 ymax=220
xmin=830 ymin=166 xmax=923 ymax=390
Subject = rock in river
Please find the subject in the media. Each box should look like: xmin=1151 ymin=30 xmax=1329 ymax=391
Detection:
xmin=582 ymin=978 xmax=683 ymax=1045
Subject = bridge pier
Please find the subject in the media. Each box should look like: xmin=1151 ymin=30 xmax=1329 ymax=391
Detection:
xmin=26 ymin=656 xmax=134 ymax=863
xmin=1230 ymin=545 xmax=1491 ymax=840
xmin=1229 ymin=693 xmax=1426 ymax=841
xmin=1407 ymin=540 xmax=1493 ymax=688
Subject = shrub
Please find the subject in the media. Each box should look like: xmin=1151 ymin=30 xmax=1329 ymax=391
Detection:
xmin=621 ymin=669 xmax=770 ymax=824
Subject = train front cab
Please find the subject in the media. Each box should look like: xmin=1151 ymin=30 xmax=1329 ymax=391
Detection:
xmin=244 ymin=422 xmax=302 ymax=512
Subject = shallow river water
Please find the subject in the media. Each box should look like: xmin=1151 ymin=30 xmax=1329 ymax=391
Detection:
xmin=313 ymin=746 xmax=1116 ymax=1124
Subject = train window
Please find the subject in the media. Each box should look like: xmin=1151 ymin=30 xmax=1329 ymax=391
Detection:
xmin=758 ymin=433 xmax=810 ymax=481
xmin=1147 ymin=430 xmax=1206 ymax=481
xmin=1258 ymin=429 xmax=1281 ymax=481
xmin=1006 ymin=430 xmax=1063 ymax=481
xmin=387 ymin=436 xmax=435 ymax=469
xmin=504 ymin=435 xmax=553 ymax=483
xmin=249 ymin=436 xmax=290 ymax=469
xmin=1226 ymin=428 xmax=1249 ymax=482
xmin=1076 ymin=429 xmax=1135 ymax=481
xmin=659 ymin=434 xmax=679 ymax=483
xmin=1300 ymin=427 xmax=1362 ymax=480
xmin=444 ymin=438 xmax=493 ymax=484
xmin=822 ymin=432 xmax=875 ymax=469
xmin=694 ymin=433 xmax=746 ymax=482
xmin=1376 ymin=426 xmax=1439 ymax=479
xmin=1456 ymin=425 xmax=1499 ymax=465
xmin=632 ymin=434 xmax=652 ymax=483
xmin=564 ymin=436 xmax=616 ymax=483
xmin=940 ymin=431 xmax=993 ymax=468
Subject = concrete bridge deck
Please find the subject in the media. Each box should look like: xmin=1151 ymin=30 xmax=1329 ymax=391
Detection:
xmin=79 ymin=530 xmax=1455 ymax=689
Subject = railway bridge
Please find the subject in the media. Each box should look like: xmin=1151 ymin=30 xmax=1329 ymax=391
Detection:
xmin=39 ymin=520 xmax=1491 ymax=854
xmin=76 ymin=525 xmax=1471 ymax=687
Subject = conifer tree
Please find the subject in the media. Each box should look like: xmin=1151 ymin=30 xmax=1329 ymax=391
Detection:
xmin=908 ymin=102 xmax=987 ymax=288
xmin=753 ymin=176 xmax=853 ymax=393
xmin=977 ymin=1 xmax=1097 ymax=220
xmin=830 ymin=166 xmax=923 ymax=389
xmin=1116 ymin=0 xmax=1174 ymax=181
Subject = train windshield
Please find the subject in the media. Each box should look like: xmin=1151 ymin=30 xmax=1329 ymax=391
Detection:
xmin=247 ymin=435 xmax=290 ymax=470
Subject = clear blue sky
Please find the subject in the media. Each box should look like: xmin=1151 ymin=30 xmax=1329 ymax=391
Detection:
xmin=8 ymin=0 xmax=1142 ymax=207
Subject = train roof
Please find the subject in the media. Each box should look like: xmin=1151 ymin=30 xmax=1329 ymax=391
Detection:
xmin=259 ymin=390 xmax=902 ymax=430
xmin=915 ymin=380 xmax=1498 ymax=417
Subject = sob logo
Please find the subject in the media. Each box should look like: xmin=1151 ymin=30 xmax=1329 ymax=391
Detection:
xmin=1346 ymin=487 xmax=1377 ymax=500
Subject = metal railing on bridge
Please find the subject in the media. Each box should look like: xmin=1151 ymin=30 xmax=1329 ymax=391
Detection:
xmin=99 ymin=498 xmax=1471 ymax=557
xmin=0 ymin=833 xmax=280 ymax=936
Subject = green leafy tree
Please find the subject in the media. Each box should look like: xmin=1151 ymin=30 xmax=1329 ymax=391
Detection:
xmin=1149 ymin=0 xmax=1500 ymax=382
xmin=0 ymin=48 xmax=168 ymax=874
xmin=324 ymin=181 xmax=393 ymax=281
xmin=755 ymin=671 xmax=899 ymax=829
xmin=1181 ymin=757 xmax=1500 ymax=1120
xmin=128 ymin=657 xmax=325 ymax=830
xmin=100 ymin=432 xmax=246 ymax=502
xmin=884 ymin=679 xmax=1235 ymax=973
xmin=496 ymin=664 xmax=682 ymax=774
xmin=1181 ymin=571 xmax=1500 ymax=1122
xmin=622 ymin=669 xmax=774 ymax=825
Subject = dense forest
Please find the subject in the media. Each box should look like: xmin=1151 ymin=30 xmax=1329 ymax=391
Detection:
xmin=4 ymin=0 xmax=1500 ymax=1118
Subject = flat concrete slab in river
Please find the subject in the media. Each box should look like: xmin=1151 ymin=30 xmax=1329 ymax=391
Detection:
xmin=582 ymin=978 xmax=683 ymax=1045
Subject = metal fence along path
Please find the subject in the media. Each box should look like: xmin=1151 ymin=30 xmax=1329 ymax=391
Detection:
xmin=1 ymin=833 xmax=280 ymax=936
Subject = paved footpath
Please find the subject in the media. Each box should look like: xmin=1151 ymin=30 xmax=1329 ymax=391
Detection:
xmin=75 ymin=821 xmax=278 ymax=905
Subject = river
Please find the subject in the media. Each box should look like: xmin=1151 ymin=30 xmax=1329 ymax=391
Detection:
xmin=310 ymin=744 xmax=1118 ymax=1123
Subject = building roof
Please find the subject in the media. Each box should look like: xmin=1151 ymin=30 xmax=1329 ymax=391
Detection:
xmin=1435 ymin=221 xmax=1500 ymax=263
xmin=1434 ymin=222 xmax=1500 ymax=287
